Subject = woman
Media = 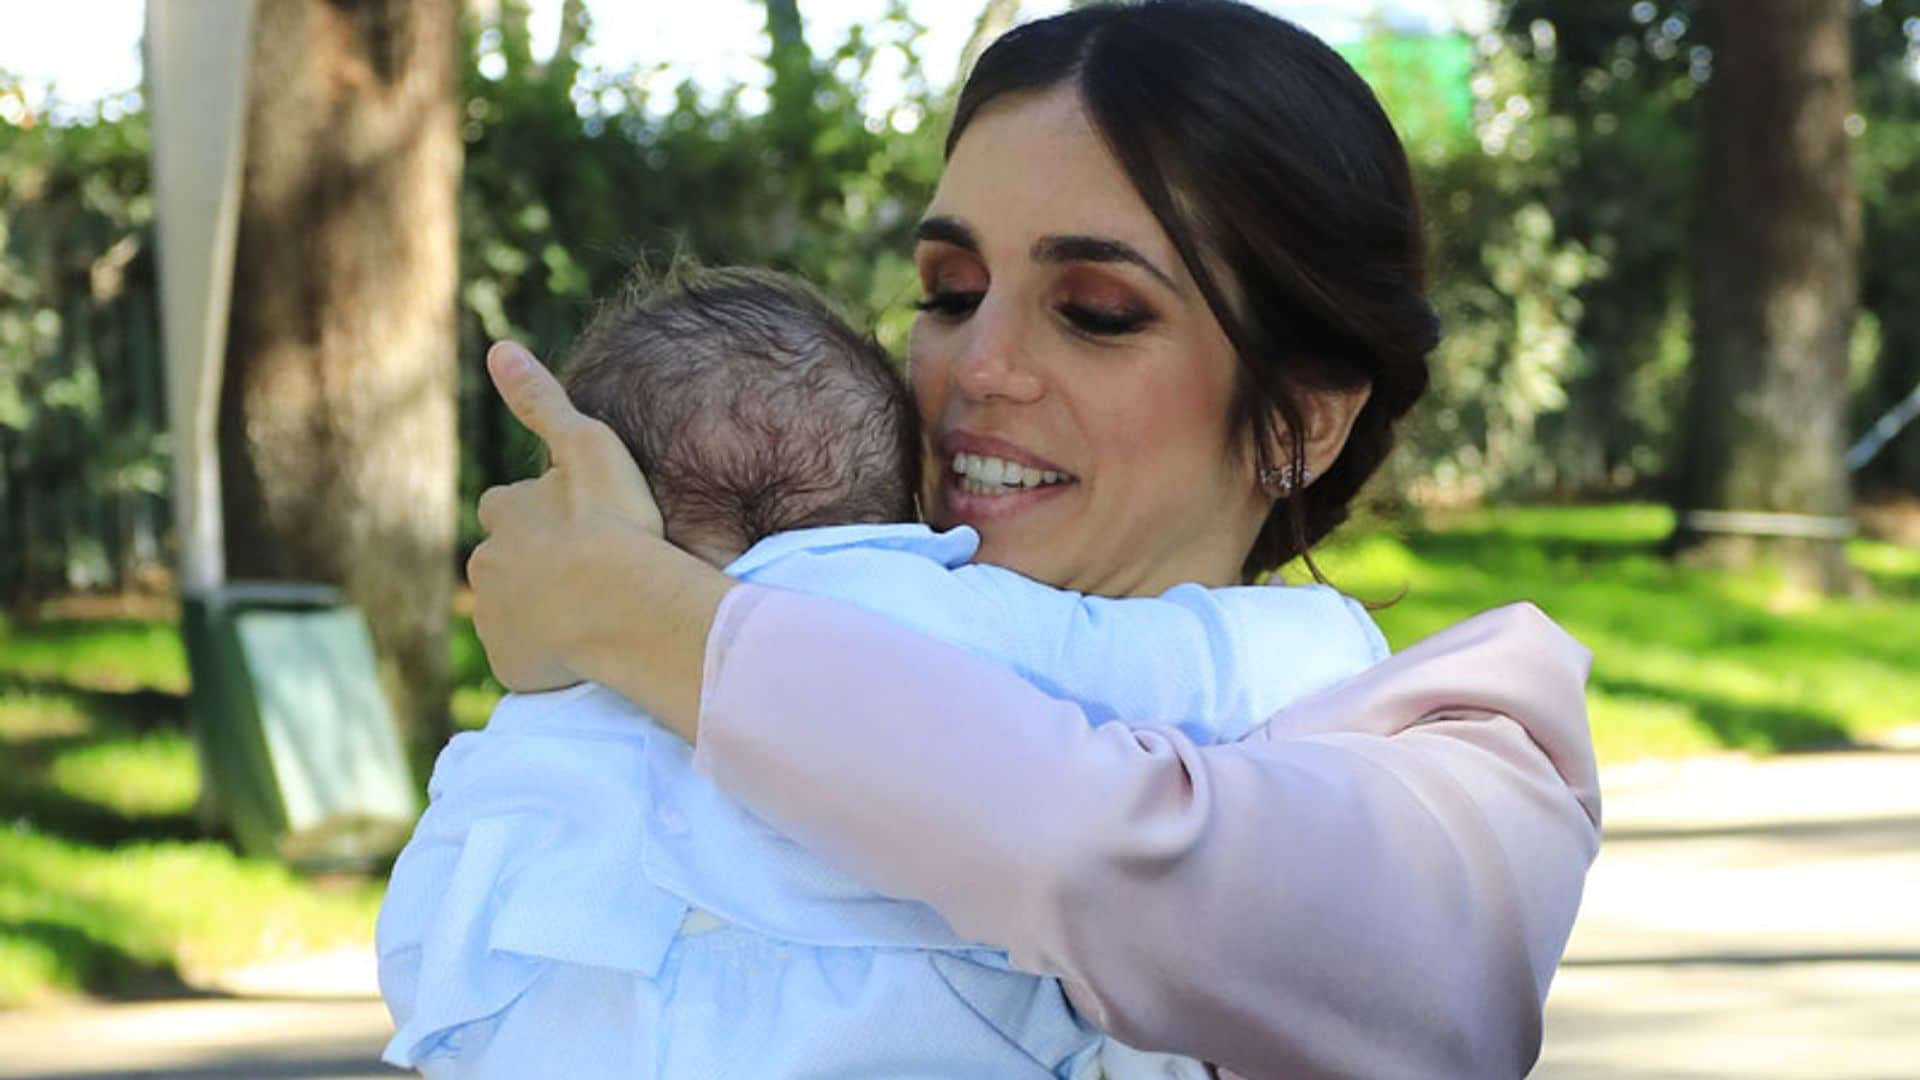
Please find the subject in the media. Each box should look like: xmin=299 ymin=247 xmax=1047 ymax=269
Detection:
xmin=466 ymin=3 xmax=1601 ymax=1077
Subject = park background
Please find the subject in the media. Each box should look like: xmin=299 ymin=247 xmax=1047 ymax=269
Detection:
xmin=0 ymin=0 xmax=1917 ymax=1076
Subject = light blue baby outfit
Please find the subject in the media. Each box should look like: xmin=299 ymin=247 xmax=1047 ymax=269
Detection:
xmin=378 ymin=524 xmax=1389 ymax=1078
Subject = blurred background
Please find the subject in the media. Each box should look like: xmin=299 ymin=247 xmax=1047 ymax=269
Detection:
xmin=0 ymin=1 xmax=1915 ymax=1076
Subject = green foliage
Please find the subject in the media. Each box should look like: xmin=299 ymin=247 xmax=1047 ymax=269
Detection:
xmin=1 ymin=4 xmax=954 ymax=591
xmin=5 ymin=2 xmax=1919 ymax=600
xmin=1852 ymin=4 xmax=1920 ymax=491
xmin=449 ymin=609 xmax=502 ymax=730
xmin=1415 ymin=0 xmax=1920 ymax=499
xmin=1374 ymin=6 xmax=1697 ymax=502
xmin=452 ymin=1 xmax=948 ymax=547
xmin=0 ymin=78 xmax=165 ymax=600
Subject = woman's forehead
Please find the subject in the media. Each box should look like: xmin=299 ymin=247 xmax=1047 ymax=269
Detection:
xmin=928 ymin=88 xmax=1181 ymax=269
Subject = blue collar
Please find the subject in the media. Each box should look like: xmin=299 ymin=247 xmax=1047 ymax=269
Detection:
xmin=724 ymin=523 xmax=981 ymax=579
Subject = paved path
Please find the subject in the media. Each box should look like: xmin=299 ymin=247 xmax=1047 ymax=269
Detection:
xmin=1538 ymin=747 xmax=1920 ymax=1078
xmin=0 ymin=997 xmax=395 ymax=1079
xmin=2 ymin=747 xmax=1915 ymax=1078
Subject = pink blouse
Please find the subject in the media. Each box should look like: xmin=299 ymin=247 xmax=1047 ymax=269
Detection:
xmin=693 ymin=586 xmax=1601 ymax=1079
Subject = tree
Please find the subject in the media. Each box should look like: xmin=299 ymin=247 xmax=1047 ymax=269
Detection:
xmin=1670 ymin=0 xmax=1861 ymax=593
xmin=956 ymin=0 xmax=1023 ymax=85
xmin=219 ymin=0 xmax=462 ymax=764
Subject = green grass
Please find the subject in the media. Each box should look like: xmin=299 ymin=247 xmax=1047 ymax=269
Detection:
xmin=0 ymin=617 xmax=381 ymax=1007
xmin=0 ymin=829 xmax=383 ymax=1004
xmin=0 ymin=614 xmax=187 ymax=695
xmin=0 ymin=502 xmax=1914 ymax=1004
xmin=1302 ymin=503 xmax=1920 ymax=761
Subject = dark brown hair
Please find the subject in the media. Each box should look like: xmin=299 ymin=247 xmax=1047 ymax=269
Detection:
xmin=952 ymin=0 xmax=1438 ymax=580
xmin=560 ymin=264 xmax=919 ymax=556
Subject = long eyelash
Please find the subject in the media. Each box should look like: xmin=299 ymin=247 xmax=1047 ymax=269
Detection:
xmin=1061 ymin=303 xmax=1152 ymax=336
xmin=914 ymin=290 xmax=983 ymax=316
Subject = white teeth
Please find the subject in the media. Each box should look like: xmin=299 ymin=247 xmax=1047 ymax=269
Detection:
xmin=950 ymin=452 xmax=1068 ymax=492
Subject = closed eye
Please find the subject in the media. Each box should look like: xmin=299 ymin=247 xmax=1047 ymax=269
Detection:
xmin=914 ymin=290 xmax=984 ymax=318
xmin=1059 ymin=302 xmax=1152 ymax=336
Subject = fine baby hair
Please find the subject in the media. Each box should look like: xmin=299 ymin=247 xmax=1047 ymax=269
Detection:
xmin=560 ymin=263 xmax=921 ymax=562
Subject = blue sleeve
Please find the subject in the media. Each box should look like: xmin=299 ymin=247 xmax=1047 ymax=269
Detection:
xmin=956 ymin=580 xmax=1391 ymax=744
xmin=976 ymin=582 xmax=1257 ymax=744
xmin=742 ymin=547 xmax=1383 ymax=746
xmin=740 ymin=549 xmax=1222 ymax=735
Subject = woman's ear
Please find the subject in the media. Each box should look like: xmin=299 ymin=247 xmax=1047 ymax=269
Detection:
xmin=1258 ymin=383 xmax=1373 ymax=490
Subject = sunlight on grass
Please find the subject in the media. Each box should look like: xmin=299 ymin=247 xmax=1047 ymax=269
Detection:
xmin=0 ymin=689 xmax=98 ymax=741
xmin=0 ymin=617 xmax=188 ymax=694
xmin=0 ymin=935 xmax=74 ymax=1003
xmin=1587 ymin=691 xmax=1724 ymax=761
xmin=1851 ymin=536 xmax=1920 ymax=597
xmin=47 ymin=733 xmax=201 ymax=820
xmin=0 ymin=829 xmax=383 ymax=1005
xmin=1311 ymin=502 xmax=1920 ymax=760
xmin=0 ymin=616 xmax=378 ymax=1005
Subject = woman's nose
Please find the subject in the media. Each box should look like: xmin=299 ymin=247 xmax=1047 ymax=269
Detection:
xmin=952 ymin=301 xmax=1045 ymax=404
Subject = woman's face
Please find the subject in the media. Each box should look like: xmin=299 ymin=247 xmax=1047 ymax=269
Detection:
xmin=909 ymin=87 xmax=1270 ymax=597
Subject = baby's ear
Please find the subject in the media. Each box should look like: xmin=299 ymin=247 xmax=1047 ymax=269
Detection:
xmin=1257 ymin=383 xmax=1373 ymax=484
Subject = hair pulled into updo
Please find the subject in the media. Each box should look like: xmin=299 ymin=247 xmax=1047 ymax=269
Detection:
xmin=951 ymin=0 xmax=1439 ymax=580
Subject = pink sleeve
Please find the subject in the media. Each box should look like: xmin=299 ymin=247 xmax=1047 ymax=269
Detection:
xmin=694 ymin=585 xmax=1601 ymax=1079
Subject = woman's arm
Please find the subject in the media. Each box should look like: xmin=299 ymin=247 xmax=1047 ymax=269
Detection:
xmin=472 ymin=344 xmax=1601 ymax=1076
xmin=695 ymin=587 xmax=1600 ymax=1079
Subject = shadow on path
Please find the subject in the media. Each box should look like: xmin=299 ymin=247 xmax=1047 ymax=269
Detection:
xmin=1605 ymin=811 xmax=1920 ymax=847
xmin=1565 ymin=948 xmax=1920 ymax=969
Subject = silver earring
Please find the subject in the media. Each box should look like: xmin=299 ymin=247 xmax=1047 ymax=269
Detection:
xmin=1259 ymin=460 xmax=1311 ymax=498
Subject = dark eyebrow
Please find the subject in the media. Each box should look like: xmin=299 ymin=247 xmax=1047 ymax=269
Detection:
xmin=912 ymin=215 xmax=979 ymax=252
xmin=914 ymin=217 xmax=1184 ymax=296
xmin=1032 ymin=234 xmax=1183 ymax=294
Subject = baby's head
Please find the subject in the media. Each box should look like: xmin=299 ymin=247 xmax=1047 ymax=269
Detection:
xmin=560 ymin=264 xmax=920 ymax=566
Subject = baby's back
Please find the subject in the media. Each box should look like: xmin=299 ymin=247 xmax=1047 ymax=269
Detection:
xmin=379 ymin=523 xmax=1385 ymax=1078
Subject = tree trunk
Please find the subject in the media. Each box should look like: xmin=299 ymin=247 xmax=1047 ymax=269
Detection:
xmin=220 ymin=0 xmax=462 ymax=766
xmin=1671 ymin=0 xmax=1861 ymax=594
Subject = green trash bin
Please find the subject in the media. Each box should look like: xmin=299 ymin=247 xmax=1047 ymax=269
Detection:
xmin=181 ymin=582 xmax=419 ymax=867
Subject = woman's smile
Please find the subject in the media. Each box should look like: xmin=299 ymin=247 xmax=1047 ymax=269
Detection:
xmin=907 ymin=87 xmax=1265 ymax=596
xmin=939 ymin=429 xmax=1078 ymax=522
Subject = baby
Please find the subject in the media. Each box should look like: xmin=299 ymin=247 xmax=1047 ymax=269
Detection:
xmin=377 ymin=266 xmax=1390 ymax=1079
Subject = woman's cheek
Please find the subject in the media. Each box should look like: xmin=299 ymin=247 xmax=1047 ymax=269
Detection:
xmin=904 ymin=332 xmax=944 ymax=523
xmin=906 ymin=325 xmax=949 ymax=417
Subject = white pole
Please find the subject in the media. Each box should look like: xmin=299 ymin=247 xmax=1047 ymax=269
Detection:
xmin=1847 ymin=377 xmax=1920 ymax=472
xmin=147 ymin=0 xmax=257 ymax=594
